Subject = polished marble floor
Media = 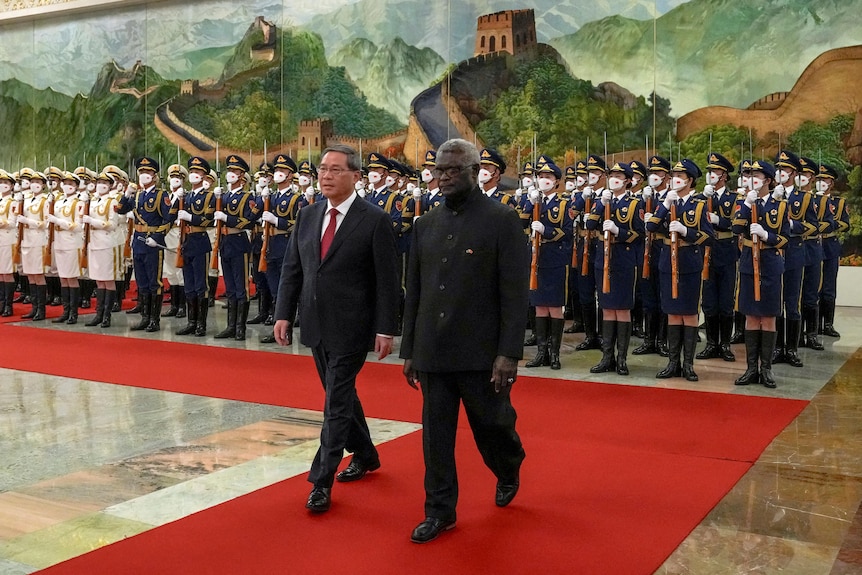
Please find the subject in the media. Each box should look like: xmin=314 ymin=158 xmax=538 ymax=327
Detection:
xmin=1 ymin=299 xmax=861 ymax=574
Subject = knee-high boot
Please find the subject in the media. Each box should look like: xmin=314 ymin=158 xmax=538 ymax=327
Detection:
xmin=695 ymin=315 xmax=720 ymax=359
xmin=548 ymin=317 xmax=564 ymax=370
xmin=176 ymin=296 xmax=199 ymax=336
xmin=730 ymin=311 xmax=746 ymax=344
xmin=681 ymin=325 xmax=699 ymax=382
xmin=52 ymin=286 xmax=70 ymax=323
xmin=175 ymin=288 xmax=186 ymax=318
xmin=718 ymin=315 xmax=736 ymax=361
xmin=590 ymin=320 xmax=617 ymax=373
xmin=235 ymin=300 xmax=250 ymax=341
xmin=207 ymin=275 xmax=219 ymax=308
xmin=86 ymin=289 xmax=105 ymax=327
xmin=772 ymin=316 xmax=787 ymax=363
xmin=802 ymin=306 xmax=824 ymax=350
xmin=247 ymin=289 xmax=271 ymax=324
xmin=657 ymin=313 xmax=669 ymax=357
xmin=576 ymin=303 xmax=602 ymax=350
xmin=145 ymin=292 xmax=163 ymax=332
xmin=131 ymin=292 xmax=151 ymax=331
xmin=734 ymin=330 xmax=762 ymax=385
xmin=195 ymin=297 xmax=209 ymax=337
xmin=784 ymin=318 xmax=803 ymax=367
xmin=760 ymin=330 xmax=778 ymax=388
xmin=162 ymin=285 xmax=180 ymax=317
xmin=656 ymin=324 xmax=683 ymax=378
xmin=633 ymin=311 xmax=658 ymax=355
xmin=66 ymin=287 xmax=80 ymax=324
xmin=215 ymin=300 xmax=237 ymax=339
xmin=101 ymin=290 xmax=115 ymax=328
xmin=821 ymin=299 xmax=840 ymax=337
xmin=616 ymin=321 xmax=631 ymax=375
xmin=525 ymin=316 xmax=549 ymax=368
xmin=523 ymin=306 xmax=537 ymax=346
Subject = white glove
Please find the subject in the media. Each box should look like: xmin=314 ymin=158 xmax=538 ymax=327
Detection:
xmin=54 ymin=217 xmax=70 ymax=230
xmin=772 ymin=184 xmax=785 ymax=200
xmin=528 ymin=189 xmax=540 ymax=203
xmin=259 ymin=187 xmax=270 ymax=197
xmin=600 ymin=189 xmax=612 ymax=206
xmin=644 ymin=212 xmax=653 ymax=222
xmin=213 ymin=186 xmax=223 ymax=197
xmin=669 ymin=220 xmax=687 ymax=237
xmin=304 ymin=189 xmax=315 ymax=201
xmin=702 ymin=184 xmax=715 ymax=198
xmin=514 ymin=188 xmax=523 ymax=201
xmin=78 ymin=191 xmax=89 ymax=201
xmin=602 ymin=219 xmax=619 ymax=236
xmin=17 ymin=215 xmax=34 ymax=227
xmin=261 ymin=211 xmax=278 ymax=225
xmin=124 ymin=188 xmax=134 ymax=198
xmin=13 ymin=192 xmax=23 ymax=202
xmin=47 ymin=214 xmax=59 ymax=225
xmin=214 ymin=211 xmax=227 ymax=222
xmin=145 ymin=237 xmax=159 ymax=248
xmin=750 ymin=223 xmax=768 ymax=240
xmin=177 ymin=209 xmax=193 ymax=222
xmin=170 ymin=191 xmax=183 ymax=203
xmin=581 ymin=187 xmax=594 ymax=200
xmin=530 ymin=221 xmax=545 ymax=235
xmin=82 ymin=215 xmax=94 ymax=226
xmin=663 ymin=189 xmax=679 ymax=209
xmin=126 ymin=212 xmax=135 ymax=221
xmin=412 ymin=188 xmax=422 ymax=199
xmin=708 ymin=213 xmax=719 ymax=225
xmin=744 ymin=190 xmax=757 ymax=207
xmin=641 ymin=186 xmax=653 ymax=199
xmin=256 ymin=183 xmax=268 ymax=194
xmin=357 ymin=188 xmax=366 ymax=199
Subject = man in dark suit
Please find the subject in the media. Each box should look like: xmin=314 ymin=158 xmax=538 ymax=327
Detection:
xmin=273 ymin=144 xmax=400 ymax=513
xmin=401 ymin=138 xmax=529 ymax=543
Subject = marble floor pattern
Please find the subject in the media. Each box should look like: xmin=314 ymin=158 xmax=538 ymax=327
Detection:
xmin=2 ymin=299 xmax=862 ymax=574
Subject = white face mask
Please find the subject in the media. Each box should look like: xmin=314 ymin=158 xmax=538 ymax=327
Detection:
xmin=170 ymin=177 xmax=183 ymax=190
xmin=737 ymin=177 xmax=744 ymax=189
xmin=96 ymin=182 xmax=110 ymax=195
xmin=647 ymin=174 xmax=663 ymax=188
xmin=20 ymin=180 xmax=30 ymax=190
xmin=139 ymin=173 xmax=153 ymax=187
xmin=776 ymin=170 xmax=791 ymax=185
xmin=422 ymin=169 xmax=433 ymax=183
xmin=565 ymin=181 xmax=576 ymax=192
xmin=189 ymin=173 xmax=203 ymax=185
xmin=477 ymin=168 xmax=493 ymax=184
xmin=752 ymin=177 xmax=765 ymax=192
xmin=116 ymin=183 xmax=126 ymax=194
xmin=406 ymin=182 xmax=416 ymax=192
xmin=259 ymin=177 xmax=272 ymax=188
xmin=575 ymin=175 xmax=586 ymax=188
xmin=537 ymin=177 xmax=556 ymax=192
xmin=291 ymin=184 xmax=300 ymax=193
xmin=202 ymin=180 xmax=212 ymax=190
xmin=30 ymin=182 xmax=44 ymax=194
xmin=385 ymin=175 xmax=396 ymax=188
xmin=588 ymin=172 xmax=601 ymax=186
xmin=521 ymin=177 xmax=533 ymax=188
xmin=608 ymin=177 xmax=626 ymax=192
xmin=367 ymin=171 xmax=382 ymax=185
xmin=631 ymin=176 xmax=642 ymax=188
xmin=706 ymin=171 xmax=721 ymax=186
xmin=0 ymin=183 xmax=10 ymax=194
xmin=273 ymin=171 xmax=288 ymax=184
xmin=354 ymin=181 xmax=365 ymax=191
xmin=225 ymin=172 xmax=240 ymax=185
xmin=795 ymin=174 xmax=810 ymax=188
xmin=671 ymin=176 xmax=687 ymax=191
xmin=86 ymin=182 xmax=96 ymax=192
xmin=61 ymin=183 xmax=76 ymax=195
xmin=741 ymin=176 xmax=752 ymax=189
xmin=49 ymin=180 xmax=58 ymax=190
xmin=815 ymin=180 xmax=830 ymax=194
xmin=298 ymin=174 xmax=311 ymax=187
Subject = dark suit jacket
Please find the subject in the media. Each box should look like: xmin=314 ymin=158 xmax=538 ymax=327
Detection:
xmin=274 ymin=196 xmax=400 ymax=355
xmin=400 ymin=187 xmax=530 ymax=372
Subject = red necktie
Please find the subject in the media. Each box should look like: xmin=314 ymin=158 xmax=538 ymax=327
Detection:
xmin=320 ymin=207 xmax=339 ymax=259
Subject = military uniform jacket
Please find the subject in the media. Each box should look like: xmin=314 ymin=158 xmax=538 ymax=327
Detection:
xmin=646 ymin=194 xmax=714 ymax=275
xmin=218 ymin=186 xmax=260 ymax=258
xmin=586 ymin=193 xmax=644 ymax=272
xmin=0 ymin=194 xmax=19 ymax=247
xmin=264 ymin=188 xmax=302 ymax=262
xmin=52 ymin=194 xmax=85 ymax=250
xmin=732 ymin=196 xmax=789 ymax=276
xmin=524 ymin=193 xmax=574 ymax=268
xmin=21 ymin=193 xmax=51 ymax=248
xmin=180 ymin=186 xmax=216 ymax=259
xmin=117 ymin=186 xmax=176 ymax=255
xmin=420 ymin=188 xmax=445 ymax=213
xmin=369 ymin=185 xmax=403 ymax=244
xmin=484 ymin=187 xmax=518 ymax=209
xmin=695 ymin=187 xmax=740 ymax=268
xmin=802 ymin=191 xmax=833 ymax=265
xmin=782 ymin=186 xmax=818 ymax=271
xmin=823 ymin=194 xmax=849 ymax=260
xmin=87 ymin=193 xmax=120 ymax=251
xmin=400 ymin=186 xmax=529 ymax=372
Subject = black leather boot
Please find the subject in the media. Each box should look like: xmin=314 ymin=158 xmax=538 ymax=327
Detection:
xmin=1 ymin=282 xmax=13 ymax=316
xmin=656 ymin=324 xmax=683 ymax=379
xmin=590 ymin=320 xmax=617 ymax=373
xmin=734 ymin=330 xmax=762 ymax=385
xmin=523 ymin=306 xmax=537 ymax=346
xmin=208 ymin=275 xmax=219 ymax=308
xmin=760 ymin=330 xmax=777 ymax=388
xmin=31 ymin=285 xmax=47 ymax=321
xmin=247 ymin=289 xmax=271 ymax=324
xmin=195 ymin=297 xmax=209 ymax=337
xmin=0 ymin=281 xmax=7 ymax=317
xmin=729 ymin=311 xmax=746 ymax=344
xmin=235 ymin=301 xmax=250 ymax=341
xmin=131 ymin=292 xmax=151 ymax=331
xmin=215 ymin=300 xmax=237 ymax=339
xmin=66 ymin=287 xmax=79 ymax=324
xmin=101 ymin=290 xmax=115 ymax=328
xmin=821 ymin=299 xmax=840 ymax=337
xmin=114 ymin=282 xmax=125 ymax=312
xmin=772 ymin=316 xmax=786 ymax=364
xmin=681 ymin=326 xmax=699 ymax=381
xmin=162 ymin=285 xmax=179 ymax=317
xmin=548 ymin=317 xmax=564 ymax=370
xmin=175 ymin=288 xmax=186 ymax=318
xmin=176 ymin=296 xmax=199 ymax=336
xmin=576 ymin=303 xmax=602 ymax=350
xmin=145 ymin=292 xmax=163 ymax=332
xmin=718 ymin=315 xmax=736 ymax=361
xmin=525 ymin=316 xmax=549 ymax=368
xmin=633 ymin=311 xmax=658 ymax=355
xmin=52 ymin=286 xmax=70 ymax=323
xmin=616 ymin=321 xmax=631 ymax=375
xmin=803 ymin=306 xmax=824 ymax=350
xmin=784 ymin=318 xmax=803 ymax=367
xmin=657 ymin=314 xmax=669 ymax=357
xmin=86 ymin=289 xmax=106 ymax=327
xmin=695 ymin=315 xmax=720 ymax=359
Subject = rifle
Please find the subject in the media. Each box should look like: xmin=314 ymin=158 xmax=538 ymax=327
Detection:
xmin=642 ymin=194 xmax=652 ymax=279
xmin=529 ymin=197 xmax=540 ymax=290
xmin=258 ymin=193 xmax=270 ymax=272
xmin=13 ymin=194 xmax=24 ymax=264
xmin=209 ymin=192 xmax=223 ymax=271
xmin=702 ymin=195 xmax=712 ymax=281
xmin=602 ymin=199 xmax=611 ymax=294
xmin=752 ymin=200 xmax=761 ymax=302
xmin=581 ymin=193 xmax=592 ymax=276
xmin=80 ymin=193 xmax=91 ymax=269
xmin=175 ymin=194 xmax=186 ymax=267
xmin=670 ymin=202 xmax=679 ymax=299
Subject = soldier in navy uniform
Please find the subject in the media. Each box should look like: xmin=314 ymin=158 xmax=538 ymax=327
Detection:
xmin=646 ymin=159 xmax=714 ymax=381
xmin=117 ymin=157 xmax=178 ymax=332
xmin=772 ymin=150 xmax=817 ymax=367
xmin=586 ymin=162 xmax=644 ymax=375
xmin=732 ymin=161 xmax=789 ymax=388
xmin=175 ymin=156 xmax=216 ymax=337
xmin=817 ymin=164 xmax=847 ymax=338
xmin=259 ymin=154 xmax=302 ymax=344
xmin=213 ymin=155 xmax=261 ymax=341
xmin=248 ymin=163 xmax=275 ymax=326
xmin=479 ymin=148 xmax=517 ymax=208
xmin=695 ymin=153 xmax=738 ymax=362
xmin=523 ymin=158 xmax=574 ymax=370
xmin=797 ymin=156 xmax=832 ymax=350
xmin=730 ymin=160 xmax=752 ymax=345
xmin=518 ymin=161 xmax=540 ymax=346
xmin=628 ymin=160 xmax=648 ymax=339
xmin=563 ymin=164 xmax=584 ymax=334
xmin=419 ymin=151 xmax=444 ymax=213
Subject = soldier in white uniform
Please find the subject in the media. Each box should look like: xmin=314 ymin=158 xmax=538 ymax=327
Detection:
xmin=161 ymin=164 xmax=188 ymax=319
xmin=16 ymin=169 xmax=50 ymax=320
xmin=47 ymin=172 xmax=86 ymax=324
xmin=81 ymin=170 xmax=122 ymax=327
xmin=0 ymin=170 xmax=20 ymax=316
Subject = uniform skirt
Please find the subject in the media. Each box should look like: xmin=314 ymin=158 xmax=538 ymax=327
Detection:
xmin=0 ymin=244 xmax=12 ymax=274
xmin=597 ymin=266 xmax=637 ymax=311
xmin=738 ymin=271 xmax=782 ymax=317
xmin=660 ymin=270 xmax=702 ymax=316
xmin=55 ymin=248 xmax=81 ymax=278
xmin=530 ymin=265 xmax=568 ymax=307
xmin=21 ymin=245 xmax=45 ymax=275
xmin=88 ymin=246 xmax=121 ymax=282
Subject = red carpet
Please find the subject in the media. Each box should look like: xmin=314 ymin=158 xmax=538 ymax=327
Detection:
xmin=0 ymin=325 xmax=807 ymax=575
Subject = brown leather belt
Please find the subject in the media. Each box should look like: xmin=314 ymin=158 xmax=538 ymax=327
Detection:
xmin=134 ymin=223 xmax=170 ymax=233
xmin=225 ymin=227 xmax=245 ymax=235
xmin=188 ymin=225 xmax=210 ymax=233
xmin=270 ymin=229 xmax=290 ymax=235
xmin=715 ymin=231 xmax=734 ymax=240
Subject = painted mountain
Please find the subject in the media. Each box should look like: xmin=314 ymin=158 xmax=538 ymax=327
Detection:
xmin=549 ymin=0 xmax=862 ymax=116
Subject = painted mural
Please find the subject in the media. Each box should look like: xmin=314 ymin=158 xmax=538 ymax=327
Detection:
xmin=1 ymin=0 xmax=862 ymax=256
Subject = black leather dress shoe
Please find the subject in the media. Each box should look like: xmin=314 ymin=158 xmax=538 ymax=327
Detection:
xmin=410 ymin=517 xmax=455 ymax=543
xmin=306 ymin=487 xmax=331 ymax=513
xmin=495 ymin=480 xmax=520 ymax=507
xmin=336 ymin=458 xmax=381 ymax=483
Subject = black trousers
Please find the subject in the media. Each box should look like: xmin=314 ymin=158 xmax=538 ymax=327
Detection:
xmin=419 ymin=370 xmax=525 ymax=522
xmin=308 ymin=345 xmax=377 ymax=488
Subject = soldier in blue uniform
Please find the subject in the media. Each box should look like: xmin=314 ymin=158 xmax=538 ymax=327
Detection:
xmin=772 ymin=150 xmax=818 ymax=367
xmin=646 ymin=159 xmax=714 ymax=381
xmin=730 ymin=160 xmax=752 ymax=344
xmin=213 ymin=155 xmax=261 ymax=341
xmin=732 ymin=161 xmax=789 ymax=388
xmin=586 ymin=162 xmax=644 ymax=375
xmin=248 ymin=163 xmax=275 ymax=326
xmin=117 ymin=157 xmax=178 ymax=332
xmin=797 ymin=156 xmax=832 ymax=350
xmin=817 ymin=164 xmax=847 ymax=338
xmin=628 ymin=160 xmax=648 ymax=339
xmin=523 ymin=158 xmax=574 ymax=370
xmin=695 ymin=153 xmax=738 ymax=362
xmin=479 ymin=148 xmax=517 ymax=208
xmin=633 ymin=155 xmax=672 ymax=356
xmin=518 ymin=161 xmax=541 ymax=347
xmin=563 ymin=164 xmax=585 ymax=334
xmin=175 ymin=156 xmax=217 ymax=337
xmin=419 ymin=151 xmax=444 ymax=213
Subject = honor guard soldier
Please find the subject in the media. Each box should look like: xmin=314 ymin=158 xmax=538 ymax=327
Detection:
xmin=297 ymin=160 xmax=320 ymax=207
xmin=213 ymin=155 xmax=260 ymax=341
xmin=586 ymin=162 xmax=644 ymax=375
xmin=634 ymin=155 xmax=672 ymax=356
xmin=48 ymin=171 xmax=86 ymax=324
xmin=258 ymin=154 xmax=302 ymax=343
xmin=175 ymin=156 xmax=217 ymax=337
xmin=817 ymin=164 xmax=846 ymax=338
xmin=646 ymin=159 xmax=714 ymax=381
xmin=523 ymin=157 xmax=574 ymax=370
xmin=629 ymin=159 xmax=648 ymax=338
xmin=16 ymin=169 xmax=50 ymax=321
xmin=696 ymin=152 xmax=738 ymax=361
xmin=81 ymin=171 xmax=122 ymax=328
xmin=104 ymin=164 xmax=132 ymax=311
xmin=73 ymin=167 xmax=97 ymax=309
xmin=366 ymin=153 xmax=404 ymax=249
xmin=162 ymin=164 xmax=188 ymax=319
xmin=117 ymin=157 xmax=178 ymax=332
xmin=772 ymin=150 xmax=817 ymax=367
xmin=249 ymin=163 xmax=275 ymax=326
xmin=732 ymin=161 xmax=789 ymax=388
xmin=0 ymin=170 xmax=19 ymax=316
xmin=479 ymin=148 xmax=517 ymax=208
xmin=797 ymin=156 xmax=832 ymax=350
xmin=518 ymin=160 xmax=540 ymax=346
xmin=419 ymin=151 xmax=444 ymax=213
xmin=562 ymin=164 xmax=584 ymax=334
